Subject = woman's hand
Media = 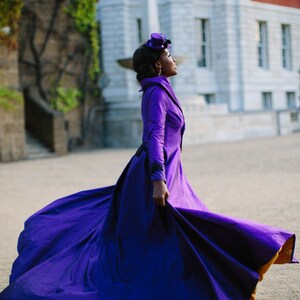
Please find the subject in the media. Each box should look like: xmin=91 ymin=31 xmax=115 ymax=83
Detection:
xmin=152 ymin=180 xmax=169 ymax=207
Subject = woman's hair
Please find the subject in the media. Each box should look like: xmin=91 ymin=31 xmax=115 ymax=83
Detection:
xmin=132 ymin=44 xmax=163 ymax=82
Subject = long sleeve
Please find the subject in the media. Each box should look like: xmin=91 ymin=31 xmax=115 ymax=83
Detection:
xmin=144 ymin=87 xmax=169 ymax=182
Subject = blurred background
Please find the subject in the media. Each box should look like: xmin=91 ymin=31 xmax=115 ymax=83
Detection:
xmin=0 ymin=1 xmax=299 ymax=298
xmin=0 ymin=0 xmax=299 ymax=162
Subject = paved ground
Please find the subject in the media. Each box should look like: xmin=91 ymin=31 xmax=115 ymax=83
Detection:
xmin=0 ymin=134 xmax=299 ymax=299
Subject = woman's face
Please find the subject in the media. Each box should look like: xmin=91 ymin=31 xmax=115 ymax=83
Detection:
xmin=157 ymin=49 xmax=177 ymax=77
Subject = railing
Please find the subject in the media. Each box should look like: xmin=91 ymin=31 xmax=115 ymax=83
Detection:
xmin=24 ymin=87 xmax=67 ymax=155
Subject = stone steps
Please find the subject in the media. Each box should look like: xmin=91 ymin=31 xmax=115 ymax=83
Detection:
xmin=25 ymin=132 xmax=56 ymax=160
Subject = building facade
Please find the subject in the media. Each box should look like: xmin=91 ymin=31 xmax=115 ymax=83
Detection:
xmin=97 ymin=0 xmax=300 ymax=147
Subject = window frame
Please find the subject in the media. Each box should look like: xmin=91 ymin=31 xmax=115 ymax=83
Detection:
xmin=281 ymin=24 xmax=292 ymax=70
xmin=203 ymin=94 xmax=216 ymax=104
xmin=262 ymin=92 xmax=273 ymax=110
xmin=256 ymin=21 xmax=269 ymax=69
xmin=196 ymin=18 xmax=211 ymax=68
xmin=286 ymin=92 xmax=296 ymax=108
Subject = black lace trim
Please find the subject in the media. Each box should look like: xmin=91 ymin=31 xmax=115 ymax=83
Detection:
xmin=135 ymin=143 xmax=147 ymax=157
xmin=151 ymin=163 xmax=164 ymax=174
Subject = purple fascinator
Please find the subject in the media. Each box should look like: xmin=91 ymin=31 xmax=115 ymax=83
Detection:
xmin=145 ymin=33 xmax=171 ymax=50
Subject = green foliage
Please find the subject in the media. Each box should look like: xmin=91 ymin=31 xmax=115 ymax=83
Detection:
xmin=0 ymin=0 xmax=23 ymax=31
xmin=65 ymin=0 xmax=100 ymax=81
xmin=0 ymin=87 xmax=23 ymax=112
xmin=88 ymin=24 xmax=100 ymax=81
xmin=65 ymin=1 xmax=96 ymax=33
xmin=51 ymin=87 xmax=82 ymax=113
xmin=0 ymin=0 xmax=23 ymax=49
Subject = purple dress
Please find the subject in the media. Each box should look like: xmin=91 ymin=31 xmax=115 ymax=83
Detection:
xmin=0 ymin=76 xmax=297 ymax=300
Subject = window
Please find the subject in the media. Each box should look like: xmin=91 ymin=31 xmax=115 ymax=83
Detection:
xmin=196 ymin=19 xmax=210 ymax=68
xmin=281 ymin=24 xmax=292 ymax=70
xmin=286 ymin=92 xmax=296 ymax=108
xmin=290 ymin=112 xmax=299 ymax=122
xmin=256 ymin=21 xmax=268 ymax=69
xmin=136 ymin=18 xmax=142 ymax=45
xmin=262 ymin=92 xmax=272 ymax=110
xmin=203 ymin=94 xmax=215 ymax=104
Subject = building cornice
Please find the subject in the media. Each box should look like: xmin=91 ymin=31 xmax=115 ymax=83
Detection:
xmin=252 ymin=0 xmax=300 ymax=9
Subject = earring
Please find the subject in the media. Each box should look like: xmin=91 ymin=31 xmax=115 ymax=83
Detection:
xmin=157 ymin=68 xmax=161 ymax=76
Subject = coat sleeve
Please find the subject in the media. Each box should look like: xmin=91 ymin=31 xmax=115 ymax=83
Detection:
xmin=145 ymin=87 xmax=170 ymax=182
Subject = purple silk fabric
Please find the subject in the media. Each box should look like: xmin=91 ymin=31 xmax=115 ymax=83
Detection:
xmin=0 ymin=76 xmax=296 ymax=300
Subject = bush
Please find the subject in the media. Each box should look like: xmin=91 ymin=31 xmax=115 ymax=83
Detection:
xmin=50 ymin=87 xmax=81 ymax=113
xmin=0 ymin=87 xmax=23 ymax=111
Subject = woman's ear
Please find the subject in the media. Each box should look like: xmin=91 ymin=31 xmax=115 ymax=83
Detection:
xmin=154 ymin=61 xmax=162 ymax=69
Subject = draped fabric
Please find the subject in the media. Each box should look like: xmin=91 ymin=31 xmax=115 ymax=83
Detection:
xmin=0 ymin=76 xmax=297 ymax=300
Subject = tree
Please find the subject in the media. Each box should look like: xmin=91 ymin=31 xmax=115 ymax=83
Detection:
xmin=19 ymin=0 xmax=100 ymax=110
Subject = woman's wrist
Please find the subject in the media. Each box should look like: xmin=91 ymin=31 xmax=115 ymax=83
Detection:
xmin=153 ymin=180 xmax=165 ymax=186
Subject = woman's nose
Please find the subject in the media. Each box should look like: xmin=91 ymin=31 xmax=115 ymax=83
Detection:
xmin=173 ymin=57 xmax=176 ymax=62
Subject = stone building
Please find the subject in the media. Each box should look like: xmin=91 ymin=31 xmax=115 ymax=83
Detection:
xmin=97 ymin=0 xmax=300 ymax=147
xmin=1 ymin=0 xmax=103 ymax=162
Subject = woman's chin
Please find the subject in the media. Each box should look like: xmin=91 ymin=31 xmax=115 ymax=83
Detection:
xmin=170 ymin=69 xmax=178 ymax=76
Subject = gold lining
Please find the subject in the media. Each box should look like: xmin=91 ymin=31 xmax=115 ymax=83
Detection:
xmin=249 ymin=236 xmax=295 ymax=300
xmin=274 ymin=236 xmax=295 ymax=264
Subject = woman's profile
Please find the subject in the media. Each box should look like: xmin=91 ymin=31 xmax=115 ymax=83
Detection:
xmin=0 ymin=33 xmax=297 ymax=300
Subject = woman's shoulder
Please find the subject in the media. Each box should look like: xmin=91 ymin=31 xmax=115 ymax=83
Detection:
xmin=144 ymin=84 xmax=167 ymax=96
xmin=143 ymin=85 xmax=170 ymax=108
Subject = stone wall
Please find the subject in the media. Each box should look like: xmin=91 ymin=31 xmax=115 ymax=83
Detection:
xmin=182 ymin=106 xmax=300 ymax=145
xmin=103 ymin=102 xmax=142 ymax=147
xmin=19 ymin=0 xmax=88 ymax=92
xmin=0 ymin=108 xmax=25 ymax=162
xmin=24 ymin=88 xmax=67 ymax=155
xmin=102 ymin=103 xmax=300 ymax=147
xmin=0 ymin=42 xmax=25 ymax=162
xmin=0 ymin=45 xmax=19 ymax=88
xmin=18 ymin=0 xmax=103 ymax=150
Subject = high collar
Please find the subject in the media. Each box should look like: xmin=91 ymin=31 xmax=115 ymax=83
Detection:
xmin=140 ymin=76 xmax=171 ymax=92
xmin=140 ymin=76 xmax=183 ymax=114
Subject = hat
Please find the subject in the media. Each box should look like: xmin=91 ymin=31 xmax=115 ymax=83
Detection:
xmin=145 ymin=33 xmax=171 ymax=50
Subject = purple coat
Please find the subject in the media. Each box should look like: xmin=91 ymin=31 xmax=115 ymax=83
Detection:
xmin=141 ymin=76 xmax=207 ymax=210
xmin=0 ymin=77 xmax=296 ymax=300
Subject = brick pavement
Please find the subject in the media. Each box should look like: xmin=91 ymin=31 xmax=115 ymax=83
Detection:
xmin=0 ymin=134 xmax=299 ymax=299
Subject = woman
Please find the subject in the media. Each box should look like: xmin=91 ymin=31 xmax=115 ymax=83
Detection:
xmin=0 ymin=33 xmax=297 ymax=300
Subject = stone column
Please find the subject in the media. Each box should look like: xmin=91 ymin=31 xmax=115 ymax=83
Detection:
xmin=97 ymin=0 xmax=135 ymax=103
xmin=142 ymin=0 xmax=160 ymax=41
xmin=213 ymin=0 xmax=245 ymax=111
